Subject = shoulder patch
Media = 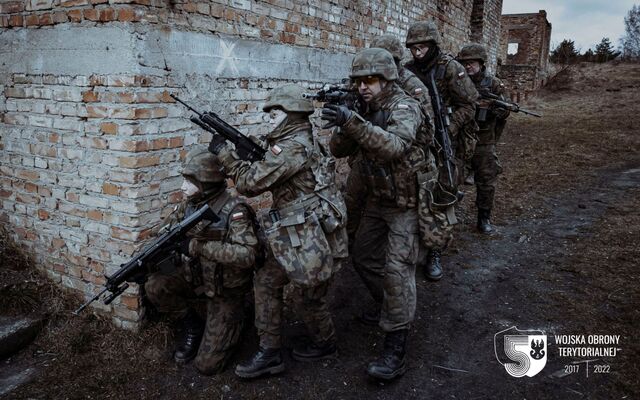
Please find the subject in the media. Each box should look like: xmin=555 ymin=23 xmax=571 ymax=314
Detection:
xmin=458 ymin=71 xmax=465 ymax=78
xmin=413 ymin=88 xmax=423 ymax=96
xmin=397 ymin=104 xmax=409 ymax=109
xmin=231 ymin=211 xmax=245 ymax=221
xmin=270 ymin=145 xmax=282 ymax=155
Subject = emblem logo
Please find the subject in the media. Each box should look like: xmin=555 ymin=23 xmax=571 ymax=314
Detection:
xmin=494 ymin=326 xmax=547 ymax=377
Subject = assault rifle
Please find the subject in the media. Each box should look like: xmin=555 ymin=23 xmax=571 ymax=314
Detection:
xmin=73 ymin=204 xmax=220 ymax=314
xmin=303 ymin=81 xmax=361 ymax=111
xmin=478 ymin=89 xmax=542 ymax=118
xmin=424 ymin=70 xmax=456 ymax=189
xmin=171 ymin=94 xmax=266 ymax=162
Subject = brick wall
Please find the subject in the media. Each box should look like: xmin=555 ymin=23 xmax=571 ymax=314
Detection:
xmin=1 ymin=0 xmax=504 ymax=328
xmin=498 ymin=10 xmax=552 ymax=96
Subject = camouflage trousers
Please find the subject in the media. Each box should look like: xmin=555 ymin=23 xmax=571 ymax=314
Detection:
xmin=255 ymin=256 xmax=336 ymax=349
xmin=345 ymin=160 xmax=367 ymax=245
xmin=145 ymin=270 xmax=249 ymax=375
xmin=352 ymin=201 xmax=420 ymax=332
xmin=471 ymin=144 xmax=502 ymax=211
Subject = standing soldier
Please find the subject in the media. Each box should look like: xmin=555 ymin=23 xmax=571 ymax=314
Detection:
xmin=404 ymin=21 xmax=479 ymax=281
xmin=325 ymin=48 xmax=436 ymax=380
xmin=344 ymin=34 xmax=433 ymax=255
xmin=145 ymin=146 xmax=259 ymax=375
xmin=457 ymin=43 xmax=510 ymax=233
xmin=212 ymin=84 xmax=348 ymax=378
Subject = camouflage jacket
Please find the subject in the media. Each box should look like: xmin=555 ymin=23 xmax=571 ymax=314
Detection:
xmin=160 ymin=189 xmax=259 ymax=293
xmin=471 ymin=69 xmax=510 ymax=145
xmin=330 ymin=83 xmax=428 ymax=208
xmin=405 ymin=52 xmax=478 ymax=138
xmin=219 ymin=120 xmax=317 ymax=209
xmin=398 ymin=66 xmax=432 ymax=117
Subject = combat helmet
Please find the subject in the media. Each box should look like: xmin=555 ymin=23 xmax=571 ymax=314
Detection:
xmin=262 ymin=84 xmax=314 ymax=113
xmin=350 ymin=48 xmax=398 ymax=81
xmin=457 ymin=43 xmax=488 ymax=64
xmin=181 ymin=146 xmax=225 ymax=184
xmin=405 ymin=21 xmax=441 ymax=47
xmin=370 ymin=34 xmax=405 ymax=62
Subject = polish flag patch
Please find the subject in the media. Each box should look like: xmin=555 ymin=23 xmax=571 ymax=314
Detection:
xmin=231 ymin=212 xmax=245 ymax=220
xmin=270 ymin=145 xmax=282 ymax=155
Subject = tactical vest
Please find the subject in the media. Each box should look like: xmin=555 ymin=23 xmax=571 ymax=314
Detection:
xmin=360 ymin=96 xmax=428 ymax=209
xmin=183 ymin=190 xmax=259 ymax=295
xmin=474 ymin=74 xmax=503 ymax=145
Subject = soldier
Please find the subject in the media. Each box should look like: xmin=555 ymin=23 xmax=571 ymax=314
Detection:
xmin=457 ymin=43 xmax=510 ymax=233
xmin=343 ymin=35 xmax=433 ymax=248
xmin=212 ymin=84 xmax=348 ymax=378
xmin=324 ymin=48 xmax=436 ymax=380
xmin=144 ymin=146 xmax=259 ymax=375
xmin=404 ymin=21 xmax=479 ymax=281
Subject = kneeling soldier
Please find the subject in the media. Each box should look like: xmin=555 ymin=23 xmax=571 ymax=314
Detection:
xmin=145 ymin=147 xmax=259 ymax=375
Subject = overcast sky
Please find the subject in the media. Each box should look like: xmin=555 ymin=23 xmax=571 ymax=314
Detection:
xmin=502 ymin=0 xmax=637 ymax=52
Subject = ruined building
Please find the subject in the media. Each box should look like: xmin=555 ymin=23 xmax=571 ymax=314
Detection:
xmin=1 ymin=0 xmax=504 ymax=328
xmin=498 ymin=10 xmax=552 ymax=99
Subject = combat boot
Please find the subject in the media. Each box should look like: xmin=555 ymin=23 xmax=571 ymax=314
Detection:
xmin=367 ymin=329 xmax=408 ymax=380
xmin=174 ymin=308 xmax=204 ymax=363
xmin=477 ymin=209 xmax=493 ymax=233
xmin=235 ymin=348 xmax=285 ymax=378
xmin=292 ymin=340 xmax=337 ymax=362
xmin=424 ymin=250 xmax=443 ymax=281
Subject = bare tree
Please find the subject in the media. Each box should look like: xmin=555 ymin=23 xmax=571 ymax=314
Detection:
xmin=621 ymin=4 xmax=640 ymax=60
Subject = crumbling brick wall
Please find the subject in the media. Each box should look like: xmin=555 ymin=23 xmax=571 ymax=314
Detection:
xmin=1 ymin=0 xmax=503 ymax=328
xmin=498 ymin=10 xmax=552 ymax=97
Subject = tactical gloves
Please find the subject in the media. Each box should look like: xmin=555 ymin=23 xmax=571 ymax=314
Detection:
xmin=208 ymin=134 xmax=227 ymax=154
xmin=321 ymin=104 xmax=352 ymax=129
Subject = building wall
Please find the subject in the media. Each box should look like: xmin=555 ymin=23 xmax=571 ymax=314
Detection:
xmin=0 ymin=0 xmax=503 ymax=328
xmin=498 ymin=10 xmax=552 ymax=95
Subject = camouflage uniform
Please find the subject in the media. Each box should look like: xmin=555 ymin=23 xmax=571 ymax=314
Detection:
xmin=216 ymin=84 xmax=348 ymax=358
xmin=327 ymin=48 xmax=436 ymax=380
xmin=329 ymin=49 xmax=431 ymax=333
xmin=404 ymin=21 xmax=479 ymax=186
xmin=457 ymin=44 xmax=510 ymax=230
xmin=145 ymin=147 xmax=259 ymax=375
xmin=345 ymin=35 xmax=433 ymax=242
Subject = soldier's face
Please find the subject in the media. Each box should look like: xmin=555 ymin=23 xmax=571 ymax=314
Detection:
xmin=268 ymin=108 xmax=287 ymax=129
xmin=355 ymin=76 xmax=385 ymax=103
xmin=181 ymin=178 xmax=200 ymax=198
xmin=409 ymin=43 xmax=431 ymax=60
xmin=463 ymin=60 xmax=482 ymax=76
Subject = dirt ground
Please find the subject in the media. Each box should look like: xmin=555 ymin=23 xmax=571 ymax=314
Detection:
xmin=2 ymin=62 xmax=639 ymax=399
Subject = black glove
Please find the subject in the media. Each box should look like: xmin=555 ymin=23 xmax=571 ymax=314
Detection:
xmin=208 ymin=134 xmax=227 ymax=154
xmin=321 ymin=103 xmax=352 ymax=129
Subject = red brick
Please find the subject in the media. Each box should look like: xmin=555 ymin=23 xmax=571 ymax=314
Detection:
xmin=90 ymin=0 xmax=108 ymax=4
xmin=168 ymin=137 xmax=184 ymax=148
xmin=87 ymin=209 xmax=103 ymax=220
xmin=150 ymin=138 xmax=168 ymax=150
xmin=52 ymin=11 xmax=68 ymax=23
xmin=118 ymin=7 xmax=135 ymax=22
xmin=120 ymin=295 xmax=139 ymax=309
xmin=0 ymin=1 xmax=24 ymax=13
xmin=83 ymin=8 xmax=99 ymax=21
xmin=66 ymin=192 xmax=79 ymax=202
xmin=37 ymin=209 xmax=50 ymax=220
xmin=1 ymin=16 xmax=8 ymax=28
xmin=49 ymin=132 xmax=60 ymax=143
xmin=38 ymin=13 xmax=53 ymax=25
xmin=102 ymin=182 xmax=120 ymax=195
xmin=17 ymin=170 xmax=39 ymax=180
xmin=0 ymin=189 xmax=13 ymax=198
xmin=82 ymin=90 xmax=99 ymax=102
xmin=117 ymin=92 xmax=135 ymax=103
xmin=100 ymin=122 xmax=117 ymax=135
xmin=67 ymin=9 xmax=82 ymax=22
xmin=25 ymin=183 xmax=38 ymax=193
xmin=118 ymin=155 xmax=160 ymax=168
xmin=99 ymin=8 xmax=116 ymax=22
xmin=25 ymin=14 xmax=40 ymax=26
xmin=9 ymin=15 xmax=23 ymax=27
xmin=168 ymin=191 xmax=183 ymax=204
xmin=38 ymin=187 xmax=52 ymax=197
